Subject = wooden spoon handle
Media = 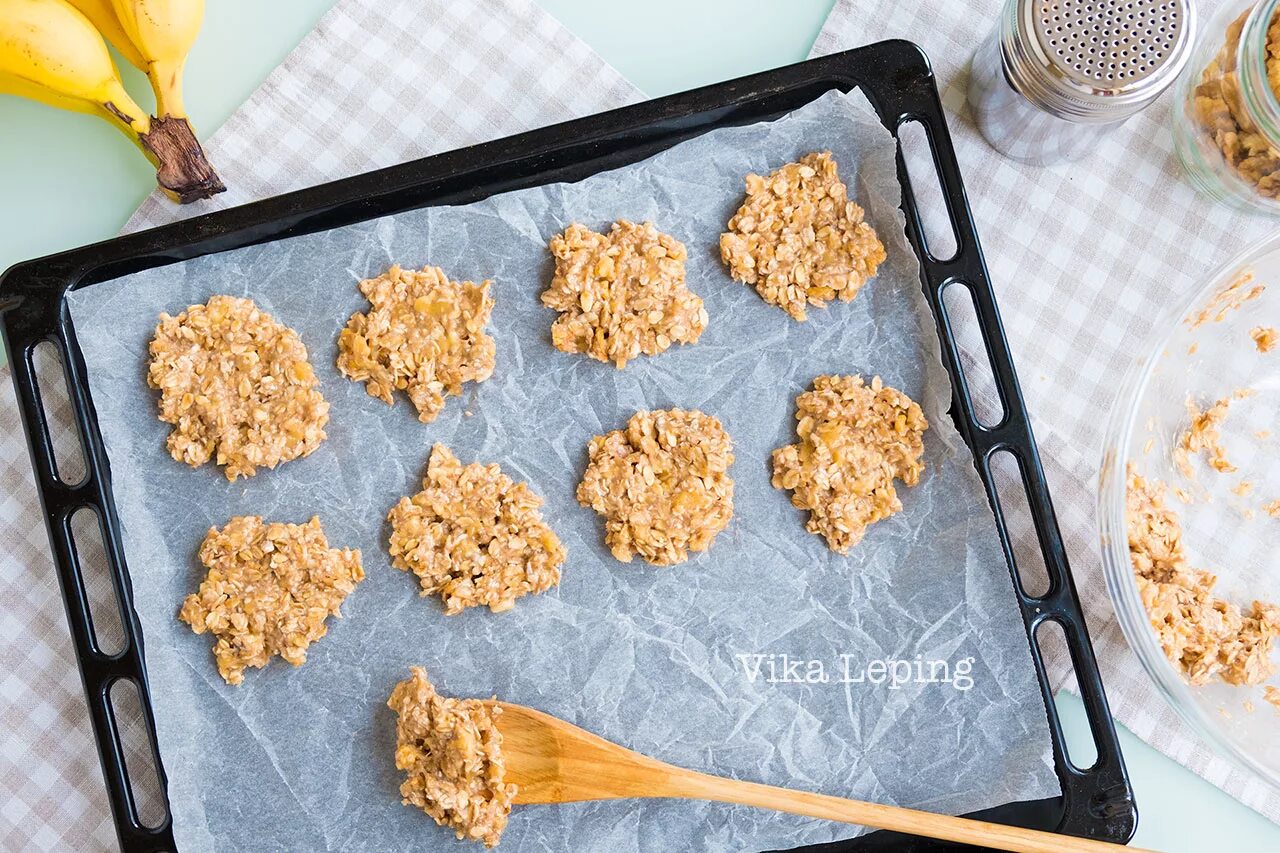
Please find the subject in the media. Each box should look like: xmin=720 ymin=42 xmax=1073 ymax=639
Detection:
xmin=675 ymin=771 xmax=1150 ymax=853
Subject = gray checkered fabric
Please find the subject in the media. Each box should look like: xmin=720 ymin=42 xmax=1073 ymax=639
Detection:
xmin=1 ymin=2 xmax=639 ymax=850
xmin=814 ymin=0 xmax=1280 ymax=825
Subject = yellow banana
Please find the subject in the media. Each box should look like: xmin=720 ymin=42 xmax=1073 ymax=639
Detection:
xmin=63 ymin=0 xmax=148 ymax=71
xmin=0 ymin=0 xmax=152 ymax=140
xmin=0 ymin=0 xmax=223 ymax=202
xmin=69 ymin=0 xmax=203 ymax=118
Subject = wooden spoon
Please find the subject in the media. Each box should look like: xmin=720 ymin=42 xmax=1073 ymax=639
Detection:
xmin=487 ymin=702 xmax=1152 ymax=853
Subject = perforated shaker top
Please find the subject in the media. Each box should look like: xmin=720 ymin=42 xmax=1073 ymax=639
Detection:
xmin=1033 ymin=0 xmax=1187 ymax=90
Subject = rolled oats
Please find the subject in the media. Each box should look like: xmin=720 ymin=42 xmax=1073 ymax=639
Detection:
xmin=1193 ymin=11 xmax=1280 ymax=199
xmin=542 ymin=221 xmax=707 ymax=368
xmin=1185 ymin=269 xmax=1265 ymax=330
xmin=147 ymin=295 xmax=329 ymax=481
xmin=577 ymin=409 xmax=734 ymax=566
xmin=1252 ymin=325 xmax=1278 ymax=352
xmin=1127 ymin=469 xmax=1280 ymax=687
xmin=1267 ymin=685 xmax=1280 ymax=712
xmin=388 ymin=666 xmax=515 ymax=848
xmin=1173 ymin=391 xmax=1251 ymax=477
xmin=178 ymin=515 xmax=363 ymax=685
xmin=772 ymin=375 xmax=928 ymax=554
xmin=337 ymin=265 xmax=496 ymax=423
xmin=387 ymin=444 xmax=564 ymax=614
xmin=720 ymin=151 xmax=885 ymax=321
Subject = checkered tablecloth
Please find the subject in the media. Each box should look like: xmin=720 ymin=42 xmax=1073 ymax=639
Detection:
xmin=3 ymin=0 xmax=1278 ymax=849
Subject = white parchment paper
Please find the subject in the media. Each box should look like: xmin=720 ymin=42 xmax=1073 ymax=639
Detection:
xmin=66 ymin=90 xmax=1058 ymax=852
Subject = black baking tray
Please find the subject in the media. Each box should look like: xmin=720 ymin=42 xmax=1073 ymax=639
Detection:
xmin=0 ymin=41 xmax=1135 ymax=852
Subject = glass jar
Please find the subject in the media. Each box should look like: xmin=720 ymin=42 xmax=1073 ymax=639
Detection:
xmin=1174 ymin=0 xmax=1280 ymax=212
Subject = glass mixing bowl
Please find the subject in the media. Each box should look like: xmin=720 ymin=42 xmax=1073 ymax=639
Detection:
xmin=1099 ymin=232 xmax=1280 ymax=787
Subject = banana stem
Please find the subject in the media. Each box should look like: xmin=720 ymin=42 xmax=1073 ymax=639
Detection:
xmin=149 ymin=58 xmax=186 ymax=118
xmin=138 ymin=115 xmax=224 ymax=203
xmin=99 ymin=77 xmax=221 ymax=203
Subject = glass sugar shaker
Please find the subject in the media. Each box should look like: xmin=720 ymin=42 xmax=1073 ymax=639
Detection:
xmin=968 ymin=0 xmax=1197 ymax=165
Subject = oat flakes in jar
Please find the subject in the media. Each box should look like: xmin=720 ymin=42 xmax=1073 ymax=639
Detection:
xmin=1175 ymin=0 xmax=1280 ymax=211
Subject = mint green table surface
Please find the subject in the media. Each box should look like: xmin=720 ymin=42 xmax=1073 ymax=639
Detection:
xmin=0 ymin=2 xmax=1275 ymax=850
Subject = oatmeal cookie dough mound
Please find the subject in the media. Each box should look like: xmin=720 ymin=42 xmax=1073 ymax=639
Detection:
xmin=541 ymin=220 xmax=707 ymax=368
xmin=147 ymin=295 xmax=329 ymax=481
xmin=388 ymin=666 xmax=515 ymax=848
xmin=337 ymin=265 xmax=496 ymax=423
xmin=720 ymin=151 xmax=886 ymax=321
xmin=178 ymin=516 xmax=363 ymax=685
xmin=772 ymin=375 xmax=928 ymax=554
xmin=1127 ymin=470 xmax=1280 ymax=686
xmin=577 ymin=409 xmax=734 ymax=566
xmin=387 ymin=444 xmax=565 ymax=614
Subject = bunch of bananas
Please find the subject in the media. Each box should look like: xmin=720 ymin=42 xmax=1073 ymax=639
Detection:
xmin=0 ymin=0 xmax=224 ymax=203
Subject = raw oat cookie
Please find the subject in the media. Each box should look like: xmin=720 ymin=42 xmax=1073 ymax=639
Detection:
xmin=578 ymin=408 xmax=734 ymax=566
xmin=387 ymin=444 xmax=565 ymax=614
xmin=178 ymin=516 xmax=363 ymax=686
xmin=337 ymin=265 xmax=496 ymax=423
xmin=147 ymin=295 xmax=329 ymax=481
xmin=541 ymin=220 xmax=707 ymax=368
xmin=388 ymin=667 xmax=515 ymax=848
xmin=1127 ymin=469 xmax=1280 ymax=687
xmin=720 ymin=151 xmax=886 ymax=321
xmin=772 ymin=375 xmax=928 ymax=554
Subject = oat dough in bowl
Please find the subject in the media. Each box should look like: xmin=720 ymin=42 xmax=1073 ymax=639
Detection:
xmin=1126 ymin=470 xmax=1280 ymax=688
xmin=64 ymin=89 xmax=1059 ymax=853
xmin=1101 ymin=234 xmax=1280 ymax=789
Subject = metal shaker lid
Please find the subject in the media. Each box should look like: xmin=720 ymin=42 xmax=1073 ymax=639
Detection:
xmin=1003 ymin=0 xmax=1196 ymax=122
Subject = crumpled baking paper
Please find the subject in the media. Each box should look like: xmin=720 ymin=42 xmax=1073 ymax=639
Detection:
xmin=66 ymin=89 xmax=1058 ymax=852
